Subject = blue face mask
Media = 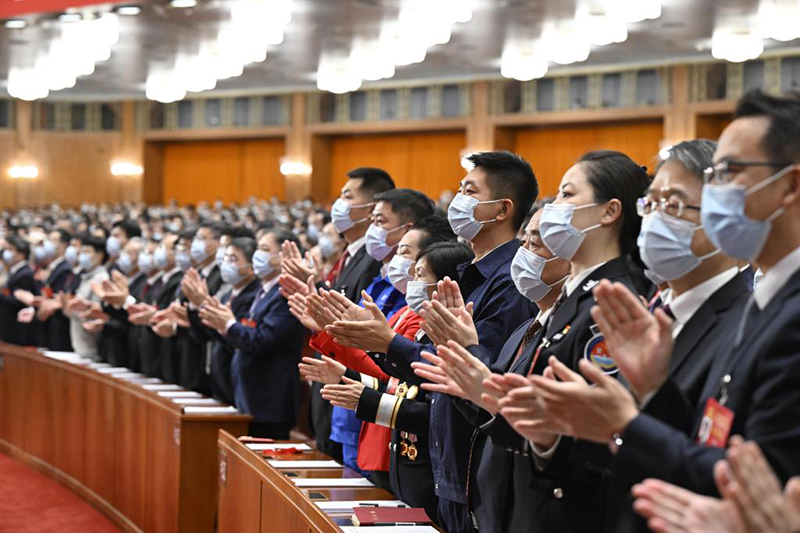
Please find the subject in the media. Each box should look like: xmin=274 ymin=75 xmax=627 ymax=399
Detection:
xmin=215 ymin=246 xmax=226 ymax=267
xmin=176 ymin=251 xmax=193 ymax=271
xmin=317 ymin=236 xmax=338 ymax=259
xmin=637 ymin=211 xmax=719 ymax=282
xmin=406 ymin=281 xmax=435 ymax=314
xmin=34 ymin=245 xmax=49 ymax=263
xmin=1 ymin=249 xmax=14 ymax=264
xmin=539 ymin=202 xmax=602 ymax=261
xmin=43 ymin=240 xmax=57 ymax=258
xmin=220 ymin=261 xmax=245 ymax=285
xmin=65 ymin=245 xmax=79 ymax=265
xmin=106 ymin=236 xmax=122 ymax=256
xmin=138 ymin=252 xmax=155 ymax=274
xmin=252 ymin=250 xmax=275 ymax=279
xmin=701 ymin=165 xmax=795 ymax=261
xmin=118 ymin=252 xmax=135 ymax=275
xmin=447 ymin=193 xmax=504 ymax=242
xmin=191 ymin=239 xmax=209 ymax=263
xmin=78 ymin=252 xmax=95 ymax=271
xmin=331 ymin=198 xmax=373 ymax=234
xmin=154 ymin=247 xmax=169 ymax=269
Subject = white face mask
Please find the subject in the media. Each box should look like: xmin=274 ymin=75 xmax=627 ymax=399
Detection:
xmin=539 ymin=202 xmax=602 ymax=260
xmin=365 ymin=224 xmax=405 ymax=261
xmin=447 ymin=193 xmax=504 ymax=241
xmin=637 ymin=211 xmax=719 ymax=282
xmin=331 ymin=198 xmax=373 ymax=234
xmin=406 ymin=280 xmax=435 ymax=314
xmin=510 ymin=246 xmax=567 ymax=303
xmin=387 ymin=255 xmax=414 ymax=294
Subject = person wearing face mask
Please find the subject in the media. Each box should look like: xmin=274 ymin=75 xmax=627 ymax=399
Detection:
xmin=314 ymin=221 xmax=346 ymax=283
xmin=281 ymin=168 xmax=393 ymax=462
xmin=63 ymin=235 xmax=110 ymax=360
xmin=199 ymin=229 xmax=307 ymax=439
xmin=187 ymin=237 xmax=260 ymax=406
xmin=216 ymin=225 xmax=257 ymax=296
xmin=0 ymin=236 xmax=37 ymax=346
xmin=106 ymin=219 xmax=141 ymax=273
xmin=546 ymin=91 xmax=800 ymax=514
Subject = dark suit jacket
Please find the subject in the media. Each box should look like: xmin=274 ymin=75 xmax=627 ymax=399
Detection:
xmin=99 ymin=272 xmax=147 ymax=367
xmin=471 ymin=257 xmax=637 ymax=533
xmin=226 ymin=283 xmax=307 ymax=424
xmin=616 ymin=267 xmax=800 ymax=498
xmin=126 ymin=274 xmax=155 ymax=373
xmin=38 ymin=259 xmax=74 ymax=351
xmin=0 ymin=264 xmax=37 ymax=346
xmin=176 ymin=265 xmax=221 ymax=392
xmin=311 ymin=244 xmax=381 ymax=456
xmin=139 ymin=271 xmax=183 ymax=379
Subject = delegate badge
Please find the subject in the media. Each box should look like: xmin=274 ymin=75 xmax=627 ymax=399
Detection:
xmin=696 ymin=397 xmax=734 ymax=448
xmin=584 ymin=324 xmax=618 ymax=374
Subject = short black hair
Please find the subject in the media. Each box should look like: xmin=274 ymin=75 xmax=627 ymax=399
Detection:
xmin=179 ymin=229 xmax=197 ymax=242
xmin=199 ymin=222 xmax=226 ymax=239
xmin=223 ymin=226 xmax=256 ymax=239
xmin=6 ymin=235 xmax=30 ymax=259
xmin=468 ymin=151 xmax=538 ymax=230
xmin=374 ymin=188 xmax=435 ymax=225
xmin=735 ymin=90 xmax=800 ymax=164
xmin=266 ymin=227 xmax=301 ymax=254
xmin=411 ymin=215 xmax=457 ymax=251
xmin=112 ymin=219 xmax=142 ymax=239
xmin=347 ymin=167 xmax=395 ymax=199
xmin=656 ymin=139 xmax=717 ymax=180
xmin=81 ymin=234 xmax=109 ymax=264
xmin=416 ymin=242 xmax=475 ymax=282
xmin=578 ymin=150 xmax=651 ymax=269
xmin=229 ymin=237 xmax=257 ymax=264
xmin=54 ymin=228 xmax=72 ymax=245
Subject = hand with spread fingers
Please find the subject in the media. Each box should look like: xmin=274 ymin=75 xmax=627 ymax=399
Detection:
xmin=65 ymin=296 xmax=92 ymax=315
xmin=436 ymin=340 xmax=497 ymax=412
xmin=420 ymin=298 xmax=479 ymax=348
xmin=152 ymin=318 xmax=177 ymax=338
xmin=412 ymin=350 xmax=467 ymax=399
xmin=13 ymin=289 xmax=36 ymax=307
xmin=632 ymin=478 xmax=744 ymax=533
xmin=299 ymin=355 xmax=347 ymax=385
xmin=433 ymin=276 xmax=466 ymax=311
xmin=493 ymin=372 xmax=559 ymax=445
xmin=288 ymin=293 xmax=324 ymax=332
xmin=181 ymin=268 xmax=209 ymax=307
xmin=325 ymin=291 xmax=395 ymax=352
xmin=281 ymin=240 xmax=317 ymax=284
xmin=278 ymin=273 xmax=311 ymax=300
xmin=521 ymin=355 xmax=639 ymax=444
xmin=323 ymin=289 xmax=372 ymax=322
xmin=591 ymin=280 xmax=674 ymax=401
xmin=320 ymin=377 xmax=366 ymax=411
xmin=198 ymin=297 xmax=235 ymax=335
xmin=98 ymin=278 xmax=128 ymax=307
xmin=37 ymin=297 xmax=62 ymax=321
xmin=82 ymin=318 xmax=108 ymax=334
xmin=17 ymin=307 xmax=35 ymax=323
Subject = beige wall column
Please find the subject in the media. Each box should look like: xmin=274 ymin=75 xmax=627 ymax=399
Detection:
xmin=466 ymin=81 xmax=494 ymax=153
xmin=662 ymin=64 xmax=695 ymax=146
xmin=284 ymin=93 xmax=312 ymax=201
xmin=120 ymin=101 xmax=144 ymax=203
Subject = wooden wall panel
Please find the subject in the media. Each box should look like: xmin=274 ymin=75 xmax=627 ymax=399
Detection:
xmin=161 ymin=138 xmax=285 ymax=205
xmin=327 ymin=131 xmax=466 ymax=202
xmin=509 ymin=119 xmax=664 ymax=197
xmin=695 ymin=113 xmax=732 ymax=141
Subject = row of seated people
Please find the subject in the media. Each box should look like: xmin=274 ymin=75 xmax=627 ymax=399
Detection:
xmin=2 ymin=89 xmax=800 ymax=533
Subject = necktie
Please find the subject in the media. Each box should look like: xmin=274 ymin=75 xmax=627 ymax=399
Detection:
xmin=333 ymin=250 xmax=350 ymax=285
xmin=662 ymin=303 xmax=675 ymax=320
xmin=248 ymin=287 xmax=265 ymax=316
xmin=512 ymin=319 xmax=543 ymax=365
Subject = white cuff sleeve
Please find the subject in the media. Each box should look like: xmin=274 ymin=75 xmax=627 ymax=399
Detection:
xmin=530 ymin=435 xmax=562 ymax=471
xmin=122 ymin=295 xmax=136 ymax=311
xmin=225 ymin=318 xmax=236 ymax=332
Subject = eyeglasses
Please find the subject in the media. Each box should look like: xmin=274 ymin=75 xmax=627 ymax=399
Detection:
xmin=636 ymin=196 xmax=701 ymax=218
xmin=703 ymin=160 xmax=792 ymax=185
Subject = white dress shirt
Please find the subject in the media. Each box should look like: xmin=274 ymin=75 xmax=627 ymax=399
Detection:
xmin=754 ymin=245 xmax=800 ymax=310
xmin=664 ymin=267 xmax=739 ymax=338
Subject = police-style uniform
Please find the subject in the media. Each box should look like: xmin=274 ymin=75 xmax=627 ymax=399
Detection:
xmin=468 ymin=256 xmax=638 ymax=533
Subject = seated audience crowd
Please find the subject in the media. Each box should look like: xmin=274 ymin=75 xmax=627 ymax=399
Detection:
xmin=1 ymin=89 xmax=799 ymax=533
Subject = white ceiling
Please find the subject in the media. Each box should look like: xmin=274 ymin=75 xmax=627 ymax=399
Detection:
xmin=1 ymin=0 xmax=799 ymax=101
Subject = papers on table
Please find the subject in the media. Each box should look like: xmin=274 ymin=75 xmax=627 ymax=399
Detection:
xmin=183 ymin=406 xmax=238 ymax=414
xmin=315 ymin=500 xmax=407 ymax=514
xmin=87 ymin=362 xmax=111 ymax=369
xmin=170 ymin=398 xmax=220 ymax=405
xmin=246 ymin=443 xmax=312 ymax=452
xmin=42 ymin=351 xmax=86 ymax=363
xmin=157 ymin=391 xmax=202 ymax=398
xmin=96 ymin=367 xmax=129 ymax=374
xmin=292 ymin=478 xmax=374 ymax=488
xmin=142 ymin=384 xmax=183 ymax=391
xmin=342 ymin=526 xmax=439 ymax=533
xmin=111 ymin=372 xmax=142 ymax=379
xmin=268 ymin=460 xmax=341 ymax=469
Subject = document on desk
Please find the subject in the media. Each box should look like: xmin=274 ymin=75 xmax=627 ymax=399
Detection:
xmin=246 ymin=443 xmax=313 ymax=451
xmin=158 ymin=391 xmax=203 ymax=398
xmin=291 ymin=478 xmax=374 ymax=488
xmin=142 ymin=383 xmax=182 ymax=391
xmin=96 ymin=367 xmax=129 ymax=374
xmin=171 ymin=398 xmax=220 ymax=405
xmin=315 ymin=500 xmax=407 ymax=514
xmin=42 ymin=351 xmax=84 ymax=363
xmin=111 ymin=372 xmax=143 ymax=379
xmin=268 ymin=460 xmax=341 ymax=469
xmin=342 ymin=526 xmax=439 ymax=533
xmin=183 ymin=406 xmax=239 ymax=414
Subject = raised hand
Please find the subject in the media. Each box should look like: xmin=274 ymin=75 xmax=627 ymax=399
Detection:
xmin=36 ymin=297 xmax=62 ymax=321
xmin=434 ymin=340 xmax=496 ymax=412
xmin=325 ymin=292 xmax=395 ymax=352
xmin=152 ymin=318 xmax=177 ymax=338
xmin=17 ymin=307 xmax=35 ymax=323
xmin=198 ymin=297 xmax=235 ymax=334
xmin=99 ymin=279 xmax=128 ymax=307
xmin=420 ymin=299 xmax=478 ymax=347
xmin=288 ymin=293 xmax=323 ymax=332
xmin=13 ymin=289 xmax=36 ymax=307
xmin=281 ymin=240 xmax=317 ymax=283
xmin=181 ymin=269 xmax=209 ymax=307
xmin=412 ymin=350 xmax=467 ymax=399
xmin=320 ymin=377 xmax=365 ymax=411
xmin=432 ymin=276 xmax=466 ymax=312
xmin=323 ymin=289 xmax=372 ymax=322
xmin=299 ymin=355 xmax=347 ymax=385
xmin=591 ymin=280 xmax=674 ymax=401
xmin=82 ymin=318 xmax=107 ymax=334
xmin=278 ymin=273 xmax=311 ymax=300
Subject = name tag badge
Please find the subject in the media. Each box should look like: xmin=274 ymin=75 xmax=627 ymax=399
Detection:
xmin=240 ymin=318 xmax=257 ymax=328
xmin=696 ymin=397 xmax=734 ymax=448
xmin=43 ymin=287 xmax=54 ymax=298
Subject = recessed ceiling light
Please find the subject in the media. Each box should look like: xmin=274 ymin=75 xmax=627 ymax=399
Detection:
xmin=116 ymin=5 xmax=141 ymax=15
xmin=4 ymin=19 xmax=27 ymax=29
xmin=58 ymin=12 xmax=83 ymax=22
xmin=170 ymin=0 xmax=197 ymax=8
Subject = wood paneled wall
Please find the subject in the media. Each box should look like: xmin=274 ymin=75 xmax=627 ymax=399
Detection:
xmin=695 ymin=113 xmax=733 ymax=141
xmin=507 ymin=119 xmax=665 ymax=197
xmin=326 ymin=130 xmax=466 ymax=201
xmin=161 ymin=138 xmax=285 ymax=205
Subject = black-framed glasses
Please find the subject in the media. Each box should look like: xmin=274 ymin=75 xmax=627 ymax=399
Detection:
xmin=703 ymin=160 xmax=792 ymax=185
xmin=636 ymin=197 xmax=701 ymax=218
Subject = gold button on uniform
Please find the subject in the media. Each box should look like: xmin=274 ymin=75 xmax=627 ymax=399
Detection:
xmin=553 ymin=488 xmax=563 ymax=499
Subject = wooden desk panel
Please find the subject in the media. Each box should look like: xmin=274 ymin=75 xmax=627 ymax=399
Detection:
xmin=218 ymin=431 xmax=398 ymax=533
xmin=0 ymin=343 xmax=252 ymax=533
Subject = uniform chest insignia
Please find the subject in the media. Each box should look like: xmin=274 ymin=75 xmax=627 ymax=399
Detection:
xmin=551 ymin=324 xmax=571 ymax=342
xmin=584 ymin=324 xmax=618 ymax=374
xmin=582 ymin=279 xmax=599 ymax=292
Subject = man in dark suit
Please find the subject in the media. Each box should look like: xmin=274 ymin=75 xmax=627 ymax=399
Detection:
xmin=280 ymin=167 xmax=393 ymax=458
xmin=0 ymin=236 xmax=37 ymax=345
xmin=187 ymin=236 xmax=260 ymax=405
xmin=201 ymin=228 xmax=308 ymax=438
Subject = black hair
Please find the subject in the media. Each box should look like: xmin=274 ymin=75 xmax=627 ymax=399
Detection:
xmin=411 ymin=214 xmax=457 ymax=251
xmin=468 ymin=150 xmax=538 ymax=231
xmin=577 ymin=150 xmax=651 ymax=269
xmin=198 ymin=222 xmax=226 ymax=239
xmin=266 ymin=227 xmax=302 ymax=254
xmin=223 ymin=226 xmax=256 ymax=239
xmin=6 ymin=235 xmax=30 ymax=260
xmin=373 ymin=188 xmax=435 ymax=226
xmin=656 ymin=139 xmax=717 ymax=180
xmin=54 ymin=228 xmax=72 ymax=244
xmin=81 ymin=234 xmax=109 ymax=264
xmin=347 ymin=167 xmax=395 ymax=198
xmin=229 ymin=237 xmax=257 ymax=264
xmin=735 ymin=90 xmax=800 ymax=163
xmin=416 ymin=242 xmax=475 ymax=282
xmin=112 ymin=219 xmax=142 ymax=239
xmin=179 ymin=229 xmax=197 ymax=242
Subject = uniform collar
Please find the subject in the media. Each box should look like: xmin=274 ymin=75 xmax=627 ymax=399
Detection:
xmin=754 ymin=245 xmax=800 ymax=310
xmin=458 ymin=239 xmax=520 ymax=278
xmin=565 ymin=261 xmax=607 ymax=297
